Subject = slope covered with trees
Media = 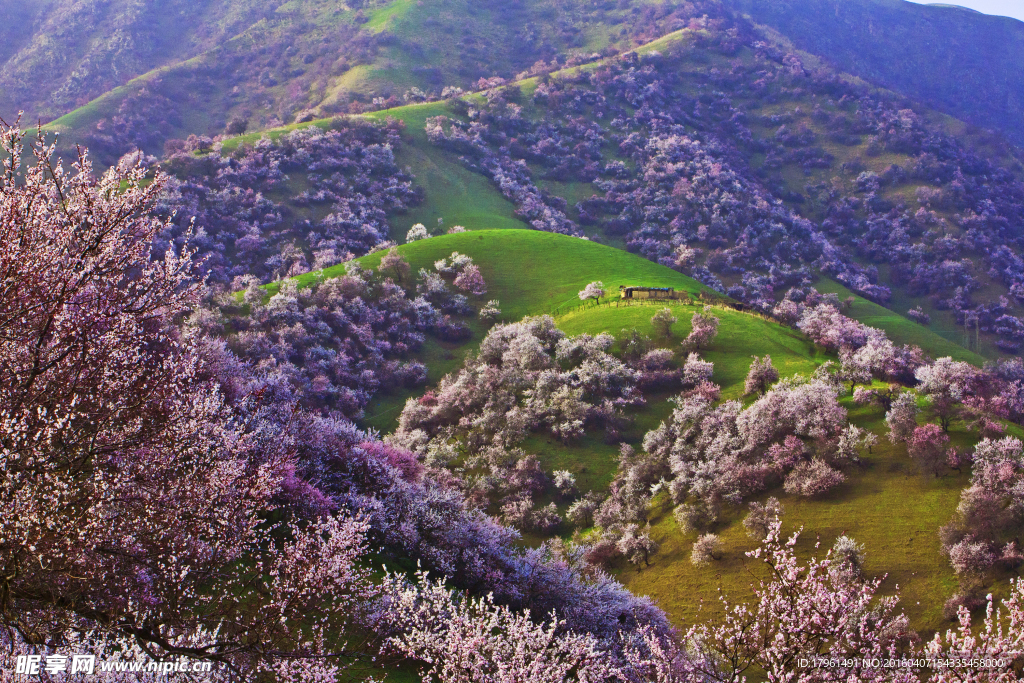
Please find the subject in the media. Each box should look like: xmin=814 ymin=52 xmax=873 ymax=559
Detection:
xmin=10 ymin=1 xmax=1024 ymax=680
xmin=734 ymin=0 xmax=1024 ymax=147
xmin=22 ymin=0 xmax=700 ymax=164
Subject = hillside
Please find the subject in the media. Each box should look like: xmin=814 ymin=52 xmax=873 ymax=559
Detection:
xmin=268 ymin=228 xmax=974 ymax=430
xmin=281 ymin=228 xmax=1004 ymax=637
xmin=733 ymin=0 xmax=1024 ymax=147
xmin=191 ymin=16 xmax=1019 ymax=361
xmin=11 ymin=1 xmax=1024 ymax=678
xmin=26 ymin=0 xmax=697 ymax=166
xmin=309 ymin=229 xmax=717 ymax=431
xmin=0 ymin=0 xmax=282 ymax=123
xmin=554 ymin=298 xmax=971 ymax=634
xmin=13 ymin=0 xmax=1024 ymax=171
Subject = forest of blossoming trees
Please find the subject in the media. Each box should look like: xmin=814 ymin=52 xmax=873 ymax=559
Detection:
xmin=4 ymin=115 xmax=1024 ymax=680
xmin=423 ymin=15 xmax=1024 ymax=354
xmin=5 ymin=2 xmax=1024 ymax=679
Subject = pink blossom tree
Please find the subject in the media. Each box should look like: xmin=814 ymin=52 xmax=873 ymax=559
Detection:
xmin=907 ymin=423 xmax=951 ymax=477
xmin=683 ymin=307 xmax=720 ymax=351
xmin=380 ymin=245 xmax=412 ymax=285
xmin=454 ymin=263 xmax=488 ymax=296
xmin=915 ymin=357 xmax=981 ymax=432
xmin=0 ymin=126 xmax=375 ymax=679
xmin=379 ymin=570 xmax=615 ymax=683
xmin=744 ymin=355 xmax=779 ymax=396
xmin=578 ymin=280 xmax=606 ymax=305
xmin=651 ymin=307 xmax=679 ymax=339
xmin=924 ymin=579 xmax=1024 ymax=682
xmin=886 ymin=391 xmax=920 ymax=444
xmin=783 ymin=458 xmax=846 ymax=497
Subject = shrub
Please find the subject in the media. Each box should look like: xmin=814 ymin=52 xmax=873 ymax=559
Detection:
xmin=743 ymin=498 xmax=783 ymax=540
xmin=783 ymin=458 xmax=845 ymax=497
xmin=691 ymin=534 xmax=723 ymax=566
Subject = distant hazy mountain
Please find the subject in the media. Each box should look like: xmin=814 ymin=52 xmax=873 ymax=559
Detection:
xmin=0 ymin=0 xmax=677 ymax=138
xmin=0 ymin=0 xmax=285 ymax=125
xmin=4 ymin=0 xmax=1024 ymax=158
xmin=731 ymin=0 xmax=1024 ymax=145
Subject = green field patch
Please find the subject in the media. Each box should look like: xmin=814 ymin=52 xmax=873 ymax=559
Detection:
xmin=278 ymin=229 xmax=713 ymax=317
xmin=814 ymin=278 xmax=986 ymax=364
xmin=556 ymin=300 xmax=827 ymax=400
xmin=617 ymin=402 xmax=966 ymax=638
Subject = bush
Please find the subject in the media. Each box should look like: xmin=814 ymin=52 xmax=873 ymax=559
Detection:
xmin=691 ymin=534 xmax=723 ymax=566
xmin=783 ymin=458 xmax=845 ymax=497
xmin=743 ymin=497 xmax=783 ymax=540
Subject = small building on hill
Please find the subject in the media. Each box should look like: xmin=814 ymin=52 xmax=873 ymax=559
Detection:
xmin=619 ymin=285 xmax=676 ymax=300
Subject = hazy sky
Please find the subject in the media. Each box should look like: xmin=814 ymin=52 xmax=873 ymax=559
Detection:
xmin=903 ymin=1 xmax=1024 ymax=22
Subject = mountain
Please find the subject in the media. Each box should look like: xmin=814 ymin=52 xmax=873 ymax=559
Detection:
xmin=6 ymin=0 xmax=695 ymax=158
xmin=0 ymin=0 xmax=282 ymax=124
xmin=5 ymin=0 xmax=1023 ymax=164
xmin=732 ymin=0 xmax=1024 ymax=146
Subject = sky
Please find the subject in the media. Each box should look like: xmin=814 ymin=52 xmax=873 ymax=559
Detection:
xmin=903 ymin=0 xmax=1024 ymax=22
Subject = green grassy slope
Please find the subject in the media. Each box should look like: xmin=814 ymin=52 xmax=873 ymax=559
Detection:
xmin=276 ymin=229 xmax=718 ymax=432
xmin=365 ymin=105 xmax=527 ymax=237
xmin=279 ymin=229 xmax=714 ymax=319
xmin=815 ymin=278 xmax=987 ymax=365
xmin=553 ymin=303 xmax=967 ymax=637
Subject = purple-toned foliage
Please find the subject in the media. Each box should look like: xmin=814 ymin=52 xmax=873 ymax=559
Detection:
xmin=421 ymin=27 xmax=1024 ymax=352
xmin=157 ymin=119 xmax=419 ymax=284
xmin=197 ymin=266 xmax=435 ymax=420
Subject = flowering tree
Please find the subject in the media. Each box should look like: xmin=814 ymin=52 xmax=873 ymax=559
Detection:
xmin=916 ymin=357 xmax=980 ymax=432
xmin=743 ymin=498 xmax=783 ymax=540
xmin=0 ymin=126 xmax=375 ymax=678
xmin=783 ymin=458 xmax=846 ymax=497
xmin=380 ymin=246 xmax=412 ymax=285
xmin=578 ymin=280 xmax=606 ymax=305
xmin=379 ymin=570 xmax=615 ymax=683
xmin=407 ymin=222 xmax=430 ymax=242
xmin=683 ymin=307 xmax=720 ymax=351
xmin=924 ymin=580 xmax=1024 ymax=682
xmin=651 ymin=307 xmax=679 ymax=339
xmin=907 ymin=424 xmax=951 ymax=477
xmin=617 ymin=524 xmax=659 ymax=571
xmin=454 ymin=263 xmax=488 ymax=296
xmin=479 ymin=299 xmax=502 ymax=323
xmin=744 ymin=355 xmax=779 ymax=396
xmin=886 ymin=392 xmax=921 ymax=444
xmin=691 ymin=534 xmax=723 ymax=566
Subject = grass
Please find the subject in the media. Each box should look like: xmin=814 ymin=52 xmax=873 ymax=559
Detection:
xmin=271 ymin=229 xmax=717 ymax=432
xmin=274 ymin=229 xmax=715 ymax=318
xmin=814 ymin=278 xmax=987 ymax=365
xmin=364 ymin=105 xmax=527 ymax=238
xmin=617 ymin=402 xmax=966 ymax=638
